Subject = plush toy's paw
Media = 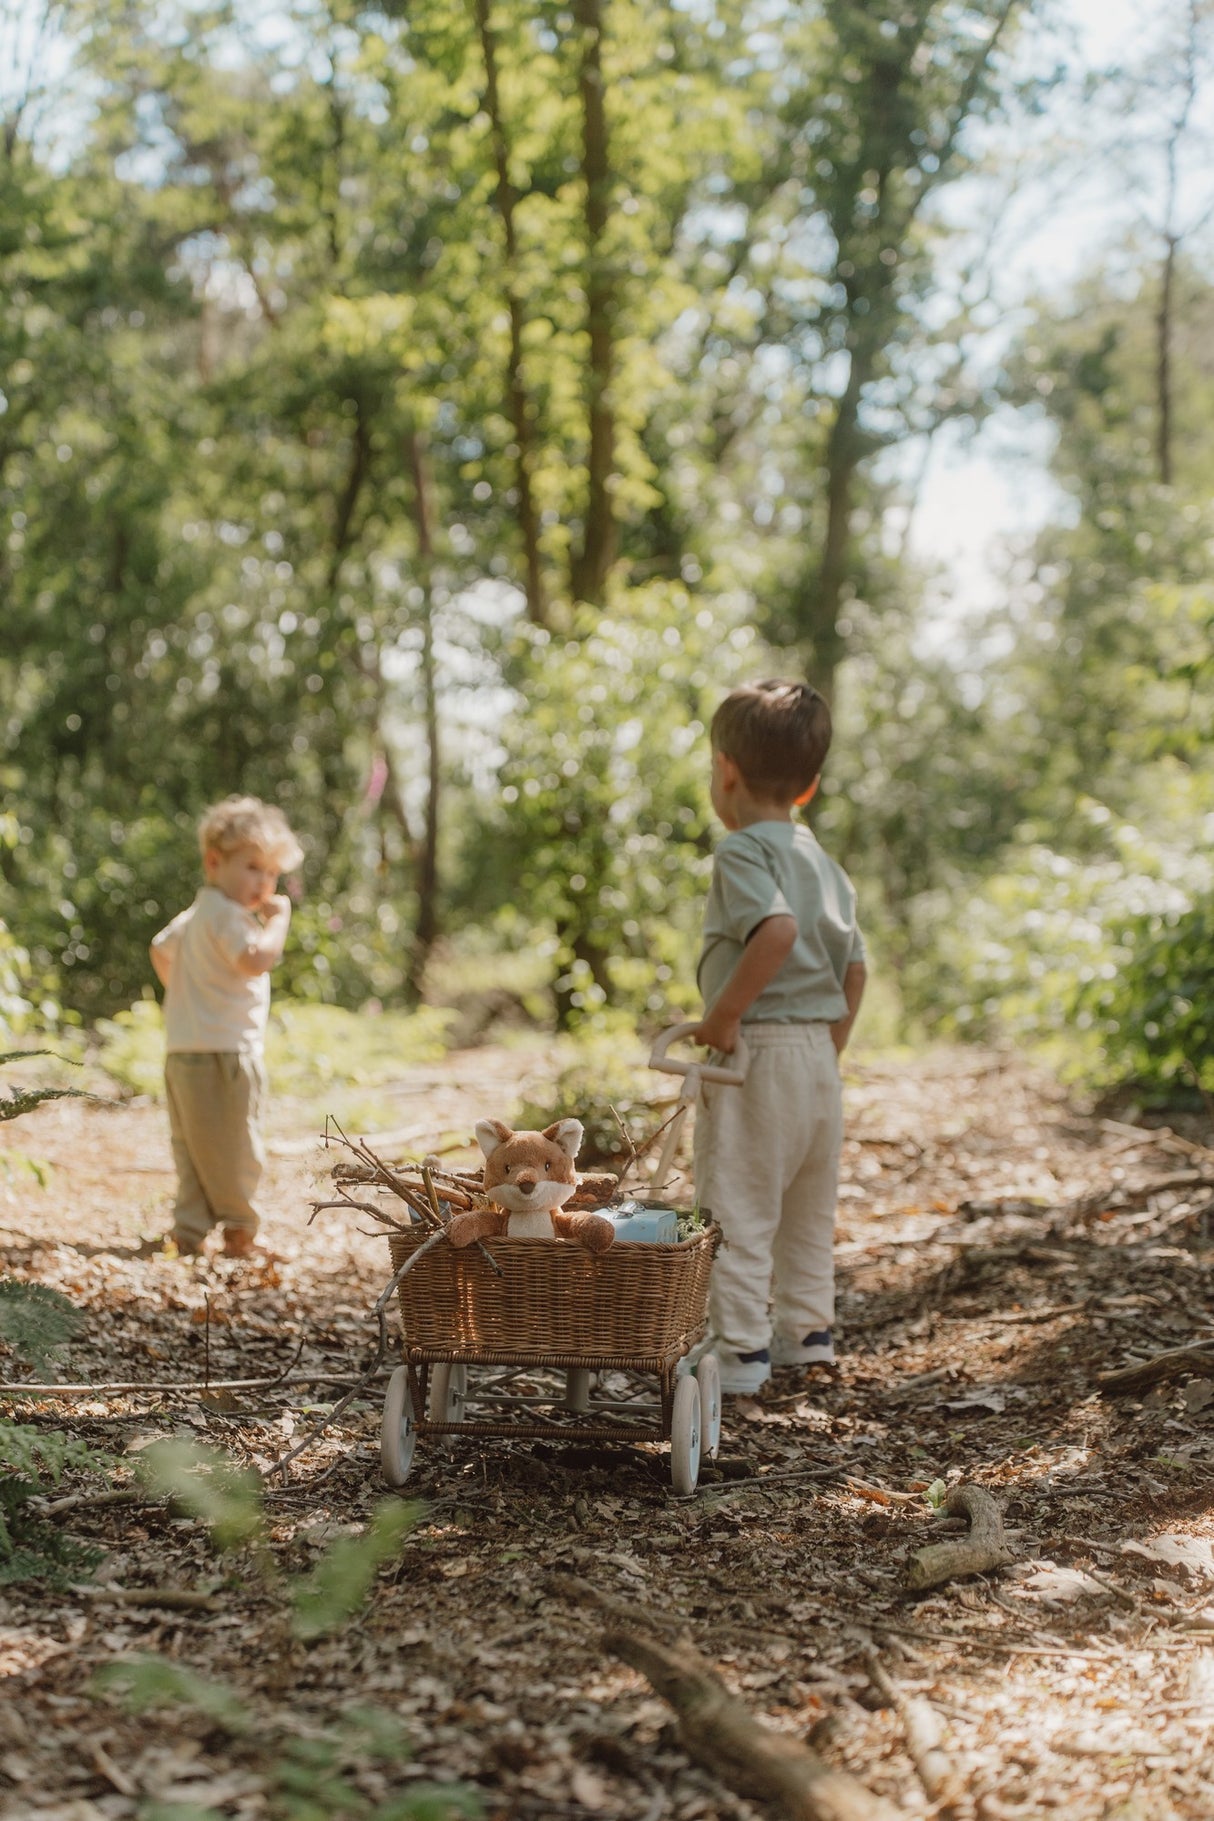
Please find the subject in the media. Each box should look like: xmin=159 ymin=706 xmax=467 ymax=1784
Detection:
xmin=447 ymin=1210 xmax=501 ymax=1249
xmin=554 ymin=1211 xmax=616 ymax=1252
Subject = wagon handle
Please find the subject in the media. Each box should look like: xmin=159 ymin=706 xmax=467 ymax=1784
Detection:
xmin=647 ymin=1021 xmax=747 ymax=1087
xmin=644 ymin=1024 xmax=745 ymax=1194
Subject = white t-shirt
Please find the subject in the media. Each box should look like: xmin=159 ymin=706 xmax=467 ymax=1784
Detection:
xmin=152 ymin=887 xmax=272 ymax=1054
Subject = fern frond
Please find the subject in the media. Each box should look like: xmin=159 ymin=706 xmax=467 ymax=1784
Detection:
xmin=0 ymin=1278 xmax=82 ymax=1372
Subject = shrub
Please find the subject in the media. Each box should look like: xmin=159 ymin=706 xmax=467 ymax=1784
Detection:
xmin=1079 ymin=894 xmax=1214 ymax=1096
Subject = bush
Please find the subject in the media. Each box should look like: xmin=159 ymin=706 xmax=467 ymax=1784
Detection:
xmin=513 ymin=1037 xmax=667 ymax=1166
xmin=900 ymin=807 xmax=1208 ymax=1079
xmin=95 ymin=998 xmax=455 ymax=1110
xmin=1079 ymin=894 xmax=1214 ymax=1096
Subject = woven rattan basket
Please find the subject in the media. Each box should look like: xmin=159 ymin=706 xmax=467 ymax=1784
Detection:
xmin=388 ymin=1225 xmax=718 ymax=1368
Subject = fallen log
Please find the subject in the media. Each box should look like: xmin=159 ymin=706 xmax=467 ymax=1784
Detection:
xmin=905 ymin=1484 xmax=1015 ymax=1592
xmin=603 ymin=1626 xmax=905 ymax=1821
xmin=1097 ymin=1340 xmax=1214 ymax=1396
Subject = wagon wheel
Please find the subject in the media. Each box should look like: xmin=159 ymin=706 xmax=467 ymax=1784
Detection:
xmin=426 ymin=1362 xmax=468 ymax=1425
xmin=381 ymin=1365 xmax=418 ymax=1487
xmin=670 ymin=1374 xmax=702 ymax=1495
xmin=695 ymin=1353 xmax=721 ymax=1462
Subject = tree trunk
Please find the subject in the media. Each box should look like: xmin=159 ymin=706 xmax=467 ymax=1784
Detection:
xmin=474 ymin=0 xmax=548 ymax=625
xmin=569 ymin=0 xmax=616 ymax=607
xmin=405 ymin=428 xmax=441 ymax=1000
xmin=1156 ymin=232 xmax=1176 ymax=485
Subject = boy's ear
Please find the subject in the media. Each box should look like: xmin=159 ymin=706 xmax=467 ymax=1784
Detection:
xmin=715 ymin=751 xmax=741 ymax=792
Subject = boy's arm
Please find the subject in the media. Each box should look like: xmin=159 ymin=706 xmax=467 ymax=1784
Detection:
xmin=831 ymin=960 xmax=866 ymax=1055
xmin=232 ymin=895 xmax=292 ymax=977
xmin=690 ymin=914 xmax=796 ymax=1054
xmin=149 ymin=941 xmax=172 ymax=988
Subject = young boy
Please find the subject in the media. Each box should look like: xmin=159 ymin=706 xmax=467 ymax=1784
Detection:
xmin=689 ymin=679 xmax=865 ymax=1393
xmin=150 ymin=796 xmax=304 ymax=1258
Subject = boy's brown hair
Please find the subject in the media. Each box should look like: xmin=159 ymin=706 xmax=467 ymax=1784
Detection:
xmin=711 ymin=678 xmax=831 ymax=800
xmin=198 ymin=796 xmax=304 ymax=872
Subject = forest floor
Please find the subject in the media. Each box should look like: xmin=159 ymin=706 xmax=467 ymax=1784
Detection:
xmin=3 ymin=1041 xmax=1214 ymax=1821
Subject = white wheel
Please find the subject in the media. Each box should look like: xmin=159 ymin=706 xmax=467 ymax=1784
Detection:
xmin=696 ymin=1353 xmax=721 ymax=1461
xmin=670 ymin=1374 xmax=702 ymax=1495
xmin=381 ymin=1365 xmax=417 ymax=1487
xmin=426 ymin=1362 xmax=467 ymax=1425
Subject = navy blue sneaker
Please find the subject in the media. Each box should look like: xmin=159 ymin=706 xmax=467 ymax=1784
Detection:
xmin=770 ymin=1328 xmax=835 ymax=1367
xmin=678 ymin=1336 xmax=772 ymax=1392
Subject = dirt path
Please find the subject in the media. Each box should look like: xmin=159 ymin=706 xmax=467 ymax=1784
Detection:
xmin=3 ymin=1045 xmax=1214 ymax=1820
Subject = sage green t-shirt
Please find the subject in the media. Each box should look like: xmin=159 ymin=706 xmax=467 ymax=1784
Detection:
xmin=697 ymin=822 xmax=865 ymax=1025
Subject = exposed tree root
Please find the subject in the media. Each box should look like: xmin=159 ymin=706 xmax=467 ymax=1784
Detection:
xmin=905 ymin=1484 xmax=1015 ymax=1592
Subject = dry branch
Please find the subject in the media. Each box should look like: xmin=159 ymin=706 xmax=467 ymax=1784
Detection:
xmin=77 ymin=1585 xmax=222 ymax=1612
xmin=863 ymin=1651 xmax=966 ymax=1813
xmin=547 ymin=1571 xmax=686 ymax=1635
xmin=1097 ymin=1340 xmax=1214 ymax=1395
xmin=904 ymin=1485 xmax=1015 ymax=1592
xmin=603 ymin=1626 xmax=905 ymax=1821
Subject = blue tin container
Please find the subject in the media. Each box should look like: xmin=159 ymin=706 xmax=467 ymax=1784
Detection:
xmin=606 ymin=1200 xmax=680 ymax=1243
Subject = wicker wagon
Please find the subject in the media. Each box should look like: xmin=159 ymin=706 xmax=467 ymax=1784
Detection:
xmin=379 ymin=1223 xmax=722 ymax=1495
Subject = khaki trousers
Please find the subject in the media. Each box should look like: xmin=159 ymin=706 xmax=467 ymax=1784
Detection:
xmin=165 ymin=1051 xmax=266 ymax=1243
xmin=693 ymin=1023 xmax=842 ymax=1356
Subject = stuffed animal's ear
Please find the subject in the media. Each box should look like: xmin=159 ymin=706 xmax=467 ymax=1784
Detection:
xmin=475 ymin=1119 xmax=514 ymax=1160
xmin=544 ymin=1118 xmax=584 ymax=1162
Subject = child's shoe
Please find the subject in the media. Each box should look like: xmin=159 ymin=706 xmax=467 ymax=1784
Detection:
xmin=678 ymin=1336 xmax=772 ymax=1394
xmin=139 ymin=1230 xmax=205 ymax=1258
xmin=221 ymin=1227 xmax=257 ymax=1258
xmin=770 ymin=1328 xmax=835 ymax=1367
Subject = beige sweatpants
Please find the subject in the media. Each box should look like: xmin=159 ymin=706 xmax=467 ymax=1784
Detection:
xmin=165 ymin=1051 xmax=266 ymax=1243
xmin=693 ymin=1023 xmax=843 ymax=1356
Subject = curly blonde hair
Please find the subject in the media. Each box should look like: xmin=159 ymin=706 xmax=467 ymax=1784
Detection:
xmin=197 ymin=796 xmax=304 ymax=871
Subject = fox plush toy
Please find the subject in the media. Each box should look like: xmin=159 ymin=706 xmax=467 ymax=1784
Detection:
xmin=446 ymin=1118 xmax=615 ymax=1252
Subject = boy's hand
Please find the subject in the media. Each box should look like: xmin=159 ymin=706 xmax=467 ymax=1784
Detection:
xmin=690 ymin=1010 xmax=740 ymax=1055
xmin=262 ymin=893 xmax=291 ymax=921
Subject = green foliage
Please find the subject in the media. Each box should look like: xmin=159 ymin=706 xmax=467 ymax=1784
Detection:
xmin=0 ymin=1278 xmax=82 ymax=1374
xmin=92 ymin=1657 xmax=251 ymax=1734
xmin=136 ymin=1438 xmax=419 ymax=1638
xmin=0 ymin=1422 xmax=105 ymax=1586
xmin=470 ymin=588 xmax=748 ymax=1029
xmin=513 ymin=1038 xmax=661 ymax=1166
xmin=95 ymin=1000 xmax=456 ymax=1124
xmin=1 ymin=0 xmax=1035 ymax=1027
xmin=1079 ymin=895 xmax=1214 ymax=1097
xmin=135 ymin=1440 xmax=264 ymax=1552
xmin=0 ymin=1047 xmax=93 ymax=1122
xmin=93 ymin=1662 xmax=480 ymax=1821
xmin=92 ymin=1000 xmax=166 ymax=1099
xmin=292 ymin=1501 xmax=420 ymax=1640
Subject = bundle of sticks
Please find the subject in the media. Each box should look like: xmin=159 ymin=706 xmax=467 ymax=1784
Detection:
xmin=329 ymin=1135 xmax=624 ymax=1215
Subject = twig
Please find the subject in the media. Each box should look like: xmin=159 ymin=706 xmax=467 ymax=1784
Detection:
xmin=1 ymin=1363 xmax=327 ymax=1399
xmin=40 ymin=1487 xmax=151 ymax=1517
xmin=75 ymin=1585 xmax=222 ymax=1613
xmin=863 ymin=1650 xmax=966 ymax=1812
xmin=547 ymin=1571 xmax=687 ymax=1635
xmin=1098 ymin=1340 xmax=1214 ymax=1395
xmin=308 ymin=1196 xmax=412 ymax=1233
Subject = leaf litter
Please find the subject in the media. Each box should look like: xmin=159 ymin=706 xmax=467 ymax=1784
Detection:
xmin=1 ymin=1043 xmax=1214 ymax=1818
